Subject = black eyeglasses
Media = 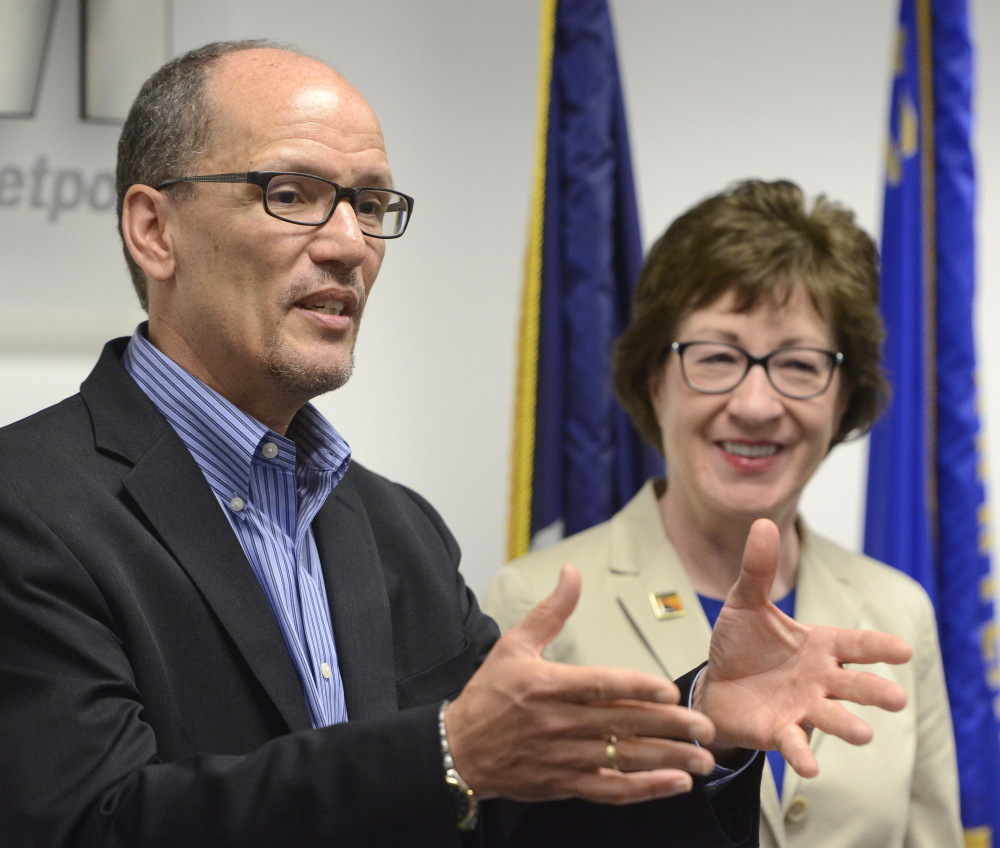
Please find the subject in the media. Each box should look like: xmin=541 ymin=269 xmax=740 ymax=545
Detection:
xmin=670 ymin=341 xmax=843 ymax=399
xmin=154 ymin=171 xmax=414 ymax=238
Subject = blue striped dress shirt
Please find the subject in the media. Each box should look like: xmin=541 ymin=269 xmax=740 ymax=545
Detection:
xmin=123 ymin=326 xmax=350 ymax=728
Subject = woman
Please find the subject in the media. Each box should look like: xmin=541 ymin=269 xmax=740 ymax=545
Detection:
xmin=484 ymin=180 xmax=961 ymax=848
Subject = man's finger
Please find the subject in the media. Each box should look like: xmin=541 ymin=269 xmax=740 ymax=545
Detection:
xmin=523 ymin=735 xmax=715 ymax=775
xmin=504 ymin=563 xmax=582 ymax=655
xmin=828 ymin=667 xmax=908 ymax=712
xmin=833 ymin=628 xmax=913 ymax=666
xmin=522 ymin=661 xmax=683 ymax=711
xmin=565 ymin=769 xmax=695 ymax=805
xmin=726 ymin=518 xmax=780 ymax=610
xmin=776 ymin=723 xmax=818 ymax=778
xmin=608 ymin=736 xmax=716 ymax=776
xmin=806 ymin=697 xmax=874 ymax=746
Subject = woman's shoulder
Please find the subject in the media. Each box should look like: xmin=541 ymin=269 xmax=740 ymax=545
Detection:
xmin=481 ymin=522 xmax=616 ymax=633
xmin=498 ymin=481 xmax=663 ymax=580
xmin=497 ymin=517 xmax=617 ymax=584
xmin=801 ymin=527 xmax=936 ymax=624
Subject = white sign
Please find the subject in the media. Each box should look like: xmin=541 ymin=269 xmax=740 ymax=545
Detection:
xmin=0 ymin=0 xmax=169 ymax=350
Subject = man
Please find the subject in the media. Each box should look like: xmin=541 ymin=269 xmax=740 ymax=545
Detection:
xmin=0 ymin=41 xmax=910 ymax=847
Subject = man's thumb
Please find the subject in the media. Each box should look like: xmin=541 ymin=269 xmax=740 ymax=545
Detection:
xmin=507 ymin=562 xmax=581 ymax=655
xmin=728 ymin=518 xmax=780 ymax=609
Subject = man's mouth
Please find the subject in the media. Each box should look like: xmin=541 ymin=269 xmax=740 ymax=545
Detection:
xmin=302 ymin=300 xmax=347 ymax=316
xmin=720 ymin=441 xmax=779 ymax=458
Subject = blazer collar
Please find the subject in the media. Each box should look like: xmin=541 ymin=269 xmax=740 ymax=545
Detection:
xmin=609 ymin=480 xmax=714 ymax=680
xmin=81 ymin=339 xmax=313 ymax=733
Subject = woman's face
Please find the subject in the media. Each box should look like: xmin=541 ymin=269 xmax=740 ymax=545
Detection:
xmin=649 ymin=284 xmax=848 ymax=528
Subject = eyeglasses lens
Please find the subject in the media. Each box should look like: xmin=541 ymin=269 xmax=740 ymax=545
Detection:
xmin=680 ymin=343 xmax=832 ymax=398
xmin=264 ymin=174 xmax=408 ymax=235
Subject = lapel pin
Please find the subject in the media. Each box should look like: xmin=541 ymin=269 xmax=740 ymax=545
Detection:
xmin=649 ymin=591 xmax=685 ymax=620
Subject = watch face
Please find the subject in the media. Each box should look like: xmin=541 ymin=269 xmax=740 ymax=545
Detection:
xmin=446 ymin=773 xmax=477 ymax=831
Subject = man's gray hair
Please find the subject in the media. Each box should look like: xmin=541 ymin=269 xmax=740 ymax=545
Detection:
xmin=115 ymin=39 xmax=303 ymax=310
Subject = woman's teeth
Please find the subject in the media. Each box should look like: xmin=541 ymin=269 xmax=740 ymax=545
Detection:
xmin=722 ymin=441 xmax=778 ymax=458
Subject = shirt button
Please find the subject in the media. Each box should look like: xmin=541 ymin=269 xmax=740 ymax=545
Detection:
xmin=785 ymin=795 xmax=810 ymax=824
xmin=229 ymin=496 xmax=245 ymax=512
xmin=320 ymin=662 xmax=332 ymax=679
xmin=262 ymin=442 xmax=279 ymax=459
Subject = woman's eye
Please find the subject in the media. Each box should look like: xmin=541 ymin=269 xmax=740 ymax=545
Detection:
xmin=781 ymin=358 xmax=820 ymax=374
xmin=698 ymin=352 xmax=738 ymax=365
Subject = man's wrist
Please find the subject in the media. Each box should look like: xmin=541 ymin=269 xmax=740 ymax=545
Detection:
xmin=439 ymin=699 xmax=479 ymax=832
xmin=687 ymin=667 xmax=759 ymax=783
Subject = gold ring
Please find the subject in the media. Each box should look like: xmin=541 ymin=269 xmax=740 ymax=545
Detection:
xmin=605 ymin=735 xmax=619 ymax=771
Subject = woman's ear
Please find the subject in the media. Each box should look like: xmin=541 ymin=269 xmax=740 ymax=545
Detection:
xmin=648 ymin=362 xmax=667 ymax=412
xmin=121 ymin=184 xmax=176 ymax=284
xmin=832 ymin=384 xmax=851 ymax=440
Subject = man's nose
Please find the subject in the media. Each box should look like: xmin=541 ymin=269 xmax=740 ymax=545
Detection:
xmin=308 ymin=198 xmax=368 ymax=267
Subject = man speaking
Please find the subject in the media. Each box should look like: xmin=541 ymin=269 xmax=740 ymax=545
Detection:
xmin=0 ymin=41 xmax=911 ymax=847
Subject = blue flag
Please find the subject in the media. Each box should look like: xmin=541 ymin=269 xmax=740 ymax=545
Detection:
xmin=865 ymin=0 xmax=1000 ymax=842
xmin=508 ymin=0 xmax=660 ymax=558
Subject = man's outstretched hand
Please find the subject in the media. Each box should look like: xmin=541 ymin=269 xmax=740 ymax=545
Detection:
xmin=694 ymin=518 xmax=912 ymax=778
xmin=446 ymin=564 xmax=719 ymax=805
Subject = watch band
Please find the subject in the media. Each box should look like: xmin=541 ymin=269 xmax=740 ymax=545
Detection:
xmin=439 ymin=699 xmax=479 ymax=832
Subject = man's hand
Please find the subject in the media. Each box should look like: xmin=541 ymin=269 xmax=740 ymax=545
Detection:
xmin=446 ymin=564 xmax=718 ymax=805
xmin=695 ymin=518 xmax=912 ymax=778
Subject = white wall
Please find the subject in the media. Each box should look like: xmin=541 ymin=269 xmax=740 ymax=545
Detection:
xmin=0 ymin=0 xmax=996 ymax=599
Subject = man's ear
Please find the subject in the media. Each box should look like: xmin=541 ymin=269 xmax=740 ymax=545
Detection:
xmin=121 ymin=185 xmax=176 ymax=284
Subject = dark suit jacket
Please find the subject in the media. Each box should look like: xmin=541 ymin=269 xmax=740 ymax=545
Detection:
xmin=0 ymin=339 xmax=761 ymax=847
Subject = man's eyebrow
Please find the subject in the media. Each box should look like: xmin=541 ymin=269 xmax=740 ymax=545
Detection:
xmin=355 ymin=171 xmax=394 ymax=189
xmin=258 ymin=162 xmax=395 ymax=189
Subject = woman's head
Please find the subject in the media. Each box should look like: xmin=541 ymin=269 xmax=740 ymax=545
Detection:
xmin=614 ymin=179 xmax=889 ymax=454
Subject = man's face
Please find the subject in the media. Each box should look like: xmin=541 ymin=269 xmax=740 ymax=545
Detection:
xmin=149 ymin=49 xmax=390 ymax=429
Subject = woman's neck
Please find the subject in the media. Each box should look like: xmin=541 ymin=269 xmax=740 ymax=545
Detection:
xmin=658 ymin=483 xmax=801 ymax=601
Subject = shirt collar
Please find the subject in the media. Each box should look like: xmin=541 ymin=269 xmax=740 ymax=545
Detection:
xmin=122 ymin=324 xmax=351 ymax=499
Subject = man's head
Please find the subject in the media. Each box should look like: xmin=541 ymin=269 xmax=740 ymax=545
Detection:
xmin=118 ymin=42 xmax=398 ymax=431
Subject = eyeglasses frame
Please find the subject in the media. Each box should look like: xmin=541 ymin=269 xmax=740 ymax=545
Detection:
xmin=669 ymin=340 xmax=844 ymax=400
xmin=154 ymin=171 xmax=414 ymax=238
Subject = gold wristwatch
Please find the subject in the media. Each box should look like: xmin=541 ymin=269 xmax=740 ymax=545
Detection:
xmin=438 ymin=700 xmax=478 ymax=831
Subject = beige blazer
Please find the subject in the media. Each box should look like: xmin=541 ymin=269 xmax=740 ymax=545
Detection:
xmin=483 ymin=480 xmax=962 ymax=848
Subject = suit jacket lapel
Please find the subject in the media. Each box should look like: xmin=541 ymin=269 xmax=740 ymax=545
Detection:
xmin=313 ymin=475 xmax=398 ymax=721
xmin=83 ymin=340 xmax=312 ymax=733
xmin=610 ymin=483 xmax=713 ymax=682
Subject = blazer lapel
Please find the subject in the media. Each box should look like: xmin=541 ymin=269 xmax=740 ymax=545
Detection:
xmin=610 ymin=483 xmax=713 ymax=681
xmin=84 ymin=340 xmax=312 ymax=733
xmin=759 ymin=766 xmax=786 ymax=848
xmin=312 ymin=476 xmax=398 ymax=721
